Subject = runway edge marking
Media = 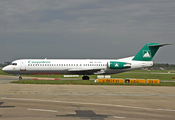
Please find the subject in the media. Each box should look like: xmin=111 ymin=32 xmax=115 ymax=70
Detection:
xmin=28 ymin=108 xmax=57 ymax=112
xmin=1 ymin=97 xmax=175 ymax=112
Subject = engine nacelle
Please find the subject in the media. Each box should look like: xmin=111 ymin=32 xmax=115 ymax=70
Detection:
xmin=108 ymin=61 xmax=131 ymax=69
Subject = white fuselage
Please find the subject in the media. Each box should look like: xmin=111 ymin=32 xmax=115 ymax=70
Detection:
xmin=2 ymin=57 xmax=153 ymax=75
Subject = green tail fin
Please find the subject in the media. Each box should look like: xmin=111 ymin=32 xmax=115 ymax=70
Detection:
xmin=132 ymin=43 xmax=171 ymax=61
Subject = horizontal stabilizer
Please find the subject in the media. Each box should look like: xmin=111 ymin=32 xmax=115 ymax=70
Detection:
xmin=148 ymin=43 xmax=172 ymax=47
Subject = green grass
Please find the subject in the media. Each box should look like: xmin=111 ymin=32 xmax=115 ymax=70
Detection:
xmin=1 ymin=70 xmax=174 ymax=80
xmin=111 ymin=71 xmax=175 ymax=80
xmin=11 ymin=80 xmax=175 ymax=86
xmin=1 ymin=68 xmax=175 ymax=85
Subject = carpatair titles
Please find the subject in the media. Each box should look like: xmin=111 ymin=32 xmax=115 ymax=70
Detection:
xmin=28 ymin=61 xmax=51 ymax=64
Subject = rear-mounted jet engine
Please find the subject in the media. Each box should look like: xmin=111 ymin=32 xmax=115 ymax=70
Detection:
xmin=108 ymin=61 xmax=131 ymax=69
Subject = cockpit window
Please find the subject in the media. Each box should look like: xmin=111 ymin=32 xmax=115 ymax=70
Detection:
xmin=11 ymin=63 xmax=17 ymax=65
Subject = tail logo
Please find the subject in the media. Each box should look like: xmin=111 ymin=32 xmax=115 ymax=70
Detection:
xmin=143 ymin=50 xmax=151 ymax=58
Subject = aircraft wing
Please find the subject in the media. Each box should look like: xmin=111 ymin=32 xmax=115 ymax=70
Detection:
xmin=68 ymin=68 xmax=105 ymax=75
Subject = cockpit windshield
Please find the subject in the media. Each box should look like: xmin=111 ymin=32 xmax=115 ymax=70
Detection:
xmin=10 ymin=63 xmax=17 ymax=66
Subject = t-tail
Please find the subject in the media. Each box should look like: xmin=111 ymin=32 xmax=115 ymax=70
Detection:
xmin=132 ymin=43 xmax=172 ymax=61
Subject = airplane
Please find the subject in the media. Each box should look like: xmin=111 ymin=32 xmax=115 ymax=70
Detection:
xmin=2 ymin=43 xmax=171 ymax=80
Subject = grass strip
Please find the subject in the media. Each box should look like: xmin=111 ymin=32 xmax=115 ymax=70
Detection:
xmin=11 ymin=80 xmax=175 ymax=86
xmin=1 ymin=68 xmax=175 ymax=81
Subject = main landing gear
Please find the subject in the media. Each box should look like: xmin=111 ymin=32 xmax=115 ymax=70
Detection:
xmin=82 ymin=75 xmax=90 ymax=80
xmin=19 ymin=76 xmax=22 ymax=80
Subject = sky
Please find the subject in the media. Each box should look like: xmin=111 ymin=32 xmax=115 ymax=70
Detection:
xmin=0 ymin=0 xmax=174 ymax=64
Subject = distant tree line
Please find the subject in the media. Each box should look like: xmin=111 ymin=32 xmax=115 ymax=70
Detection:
xmin=151 ymin=63 xmax=175 ymax=70
xmin=0 ymin=62 xmax=11 ymax=67
xmin=0 ymin=64 xmax=6 ymax=67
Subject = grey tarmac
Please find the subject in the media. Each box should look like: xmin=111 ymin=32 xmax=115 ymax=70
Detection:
xmin=0 ymin=77 xmax=175 ymax=120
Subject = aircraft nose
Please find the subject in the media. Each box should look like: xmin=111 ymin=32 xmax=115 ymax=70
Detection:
xmin=2 ymin=66 xmax=10 ymax=72
xmin=2 ymin=67 xmax=7 ymax=72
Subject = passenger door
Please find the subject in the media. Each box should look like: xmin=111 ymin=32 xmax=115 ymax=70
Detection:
xmin=20 ymin=61 xmax=26 ymax=71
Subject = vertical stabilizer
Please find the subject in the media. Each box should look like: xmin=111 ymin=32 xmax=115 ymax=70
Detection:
xmin=132 ymin=43 xmax=171 ymax=61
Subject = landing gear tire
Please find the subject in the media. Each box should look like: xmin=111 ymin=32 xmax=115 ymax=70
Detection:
xmin=82 ymin=75 xmax=90 ymax=80
xmin=19 ymin=76 xmax=22 ymax=80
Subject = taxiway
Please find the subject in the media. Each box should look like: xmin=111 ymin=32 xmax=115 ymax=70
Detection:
xmin=0 ymin=76 xmax=175 ymax=120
